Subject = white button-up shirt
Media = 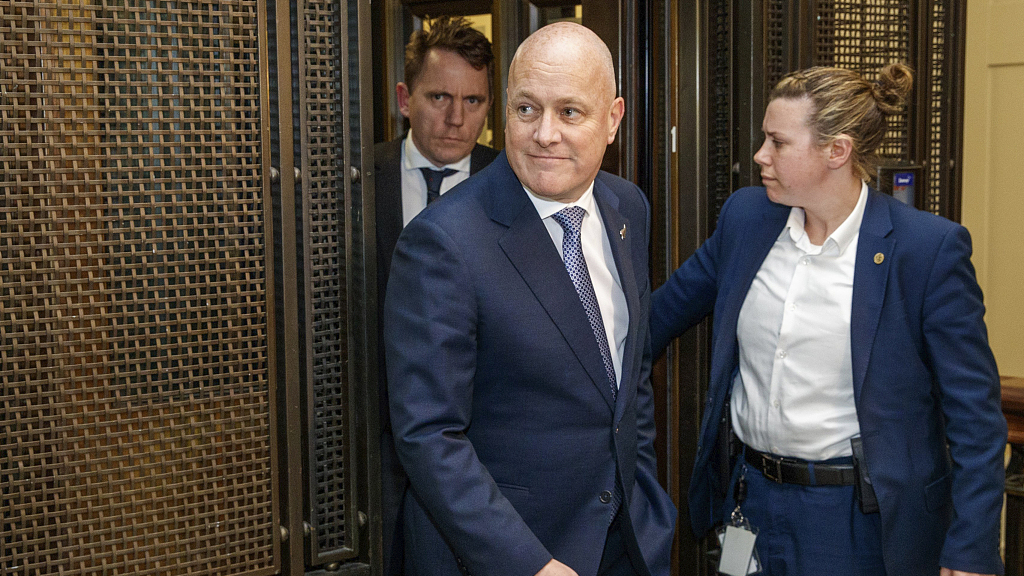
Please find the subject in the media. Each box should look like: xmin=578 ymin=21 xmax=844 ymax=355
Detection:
xmin=525 ymin=183 xmax=628 ymax=388
xmin=731 ymin=182 xmax=869 ymax=460
xmin=400 ymin=131 xmax=472 ymax=226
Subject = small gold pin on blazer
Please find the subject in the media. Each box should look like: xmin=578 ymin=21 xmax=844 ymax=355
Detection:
xmin=620 ymin=224 xmax=626 ymax=240
xmin=873 ymin=253 xmax=885 ymax=264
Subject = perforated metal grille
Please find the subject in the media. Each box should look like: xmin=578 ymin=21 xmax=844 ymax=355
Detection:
xmin=300 ymin=0 xmax=355 ymax=560
xmin=709 ymin=0 xmax=732 ymax=225
xmin=0 ymin=1 xmax=277 ymax=575
xmin=814 ymin=0 xmax=911 ymax=162
xmin=765 ymin=1 xmax=786 ymax=96
xmin=924 ymin=0 xmax=946 ymax=214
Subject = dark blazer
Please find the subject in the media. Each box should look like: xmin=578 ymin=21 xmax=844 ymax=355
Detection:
xmin=651 ymin=186 xmax=1006 ymax=576
xmin=374 ymin=137 xmax=498 ymax=576
xmin=384 ymin=152 xmax=676 ymax=576
xmin=375 ymin=138 xmax=498 ymax=302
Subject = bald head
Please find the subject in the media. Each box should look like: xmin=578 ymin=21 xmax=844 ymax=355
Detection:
xmin=509 ymin=22 xmax=617 ymax=103
xmin=503 ymin=22 xmax=625 ymax=203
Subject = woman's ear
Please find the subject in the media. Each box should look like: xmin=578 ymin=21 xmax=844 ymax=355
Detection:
xmin=827 ymin=135 xmax=854 ymax=170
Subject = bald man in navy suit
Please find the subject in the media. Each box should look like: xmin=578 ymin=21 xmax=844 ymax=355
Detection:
xmin=385 ymin=23 xmax=675 ymax=576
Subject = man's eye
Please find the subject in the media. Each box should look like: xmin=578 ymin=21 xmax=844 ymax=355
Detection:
xmin=562 ymin=108 xmax=580 ymax=118
xmin=467 ymin=97 xmax=479 ymax=104
xmin=518 ymin=105 xmax=533 ymax=114
xmin=432 ymin=93 xmax=446 ymax=101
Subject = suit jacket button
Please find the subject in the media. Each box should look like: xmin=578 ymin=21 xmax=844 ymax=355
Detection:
xmin=600 ymin=490 xmax=613 ymax=504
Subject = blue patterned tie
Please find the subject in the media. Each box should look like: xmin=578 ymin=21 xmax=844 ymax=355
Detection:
xmin=552 ymin=206 xmax=622 ymax=521
xmin=551 ymin=206 xmax=617 ymax=398
xmin=420 ymin=167 xmax=458 ymax=204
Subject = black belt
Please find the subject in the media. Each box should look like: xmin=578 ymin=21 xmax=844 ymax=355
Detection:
xmin=744 ymin=446 xmax=856 ymax=486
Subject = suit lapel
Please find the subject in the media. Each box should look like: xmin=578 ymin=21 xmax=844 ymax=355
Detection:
xmin=490 ymin=158 xmax=616 ymax=412
xmin=592 ymin=180 xmax=637 ymax=418
xmin=850 ymin=191 xmax=894 ymax=404
xmin=715 ymin=206 xmax=789 ymax=387
xmin=469 ymin=144 xmax=495 ymax=175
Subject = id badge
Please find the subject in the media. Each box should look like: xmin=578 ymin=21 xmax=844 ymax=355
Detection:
xmin=715 ymin=519 xmax=760 ymax=576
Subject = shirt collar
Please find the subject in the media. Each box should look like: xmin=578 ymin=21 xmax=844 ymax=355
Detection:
xmin=783 ymin=181 xmax=869 ymax=255
xmin=402 ymin=131 xmax=472 ymax=173
xmin=523 ymin=181 xmax=598 ymax=221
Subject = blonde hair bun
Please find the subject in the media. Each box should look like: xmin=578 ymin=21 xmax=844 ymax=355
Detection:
xmin=873 ymin=63 xmax=914 ymax=115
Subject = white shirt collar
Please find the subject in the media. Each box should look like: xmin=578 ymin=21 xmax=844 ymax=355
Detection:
xmin=402 ymin=131 xmax=472 ymax=173
xmin=783 ymin=181 xmax=869 ymax=255
xmin=523 ymin=182 xmax=598 ymax=221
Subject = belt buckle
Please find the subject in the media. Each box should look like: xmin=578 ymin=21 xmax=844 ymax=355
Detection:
xmin=761 ymin=453 xmax=784 ymax=483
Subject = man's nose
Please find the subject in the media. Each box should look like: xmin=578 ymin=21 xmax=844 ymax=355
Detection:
xmin=446 ymin=100 xmax=465 ymax=126
xmin=534 ymin=111 xmax=560 ymax=147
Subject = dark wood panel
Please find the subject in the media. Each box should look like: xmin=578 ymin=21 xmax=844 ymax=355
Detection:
xmin=1003 ymin=376 xmax=1024 ymax=446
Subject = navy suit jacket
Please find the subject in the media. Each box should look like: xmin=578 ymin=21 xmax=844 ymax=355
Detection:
xmin=385 ymin=152 xmax=676 ymax=576
xmin=374 ymin=138 xmax=498 ymax=576
xmin=651 ymin=187 xmax=1006 ymax=575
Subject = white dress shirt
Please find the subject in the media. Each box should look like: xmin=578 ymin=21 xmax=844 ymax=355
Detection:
xmin=525 ymin=183 xmax=628 ymax=388
xmin=731 ymin=182 xmax=869 ymax=460
xmin=400 ymin=131 xmax=472 ymax=226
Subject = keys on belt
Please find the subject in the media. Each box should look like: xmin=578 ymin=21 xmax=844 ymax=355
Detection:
xmin=744 ymin=446 xmax=856 ymax=486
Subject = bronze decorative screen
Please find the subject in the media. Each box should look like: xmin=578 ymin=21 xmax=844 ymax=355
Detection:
xmin=765 ymin=0 xmax=787 ymax=98
xmin=298 ymin=0 xmax=357 ymax=562
xmin=811 ymin=0 xmax=963 ymax=217
xmin=814 ymin=0 xmax=912 ymax=163
xmin=0 ymin=1 xmax=279 ymax=575
xmin=923 ymin=0 xmax=955 ymax=217
xmin=708 ymin=0 xmax=733 ymax=226
xmin=717 ymin=0 xmax=965 ymax=220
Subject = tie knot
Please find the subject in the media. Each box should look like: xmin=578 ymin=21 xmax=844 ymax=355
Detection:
xmin=551 ymin=206 xmax=586 ymax=234
xmin=420 ymin=168 xmax=459 ymax=204
xmin=420 ymin=167 xmax=458 ymax=187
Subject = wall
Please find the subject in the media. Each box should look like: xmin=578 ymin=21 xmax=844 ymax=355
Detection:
xmin=963 ymin=0 xmax=1024 ymax=376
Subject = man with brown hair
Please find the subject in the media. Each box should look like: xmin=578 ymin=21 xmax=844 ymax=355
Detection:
xmin=376 ymin=16 xmax=497 ymax=260
xmin=374 ymin=16 xmax=498 ymax=576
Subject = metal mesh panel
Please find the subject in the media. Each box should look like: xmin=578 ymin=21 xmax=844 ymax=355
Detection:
xmin=765 ymin=0 xmax=786 ymax=96
xmin=0 ymin=1 xmax=277 ymax=575
xmin=301 ymin=0 xmax=354 ymax=560
xmin=924 ymin=0 xmax=946 ymax=215
xmin=709 ymin=0 xmax=733 ymax=225
xmin=815 ymin=0 xmax=911 ymax=162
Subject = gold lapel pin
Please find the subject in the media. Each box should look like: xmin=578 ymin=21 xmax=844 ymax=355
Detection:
xmin=873 ymin=252 xmax=884 ymax=264
xmin=619 ymin=224 xmax=626 ymax=240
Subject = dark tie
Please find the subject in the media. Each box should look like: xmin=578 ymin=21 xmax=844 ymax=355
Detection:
xmin=420 ymin=167 xmax=458 ymax=204
xmin=551 ymin=206 xmax=617 ymax=398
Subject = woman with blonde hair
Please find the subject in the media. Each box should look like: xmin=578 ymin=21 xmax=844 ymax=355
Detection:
xmin=653 ymin=64 xmax=1005 ymax=576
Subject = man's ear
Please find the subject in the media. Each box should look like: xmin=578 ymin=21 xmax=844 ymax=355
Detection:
xmin=606 ymin=97 xmax=625 ymax=144
xmin=396 ymin=83 xmax=411 ymax=119
xmin=827 ymin=135 xmax=854 ymax=169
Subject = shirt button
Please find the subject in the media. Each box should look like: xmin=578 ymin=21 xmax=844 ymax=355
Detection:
xmin=777 ymin=350 xmax=787 ymax=359
xmin=771 ymin=446 xmax=780 ymax=453
xmin=789 ymin=303 xmax=797 ymax=311
xmin=801 ymin=258 xmax=809 ymax=265
xmin=773 ymin=400 xmax=780 ymax=408
xmin=600 ymin=491 xmax=613 ymax=504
